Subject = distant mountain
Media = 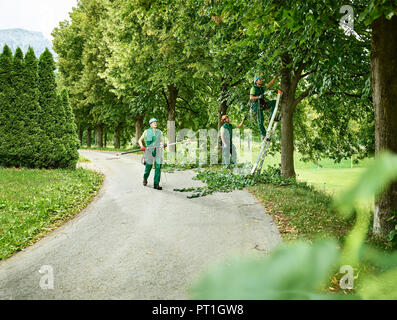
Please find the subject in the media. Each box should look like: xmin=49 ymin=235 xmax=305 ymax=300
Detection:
xmin=0 ymin=28 xmax=56 ymax=57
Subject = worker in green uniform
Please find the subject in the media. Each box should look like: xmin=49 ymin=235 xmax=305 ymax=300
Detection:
xmin=250 ymin=74 xmax=280 ymax=140
xmin=138 ymin=118 xmax=166 ymax=190
xmin=220 ymin=114 xmax=246 ymax=167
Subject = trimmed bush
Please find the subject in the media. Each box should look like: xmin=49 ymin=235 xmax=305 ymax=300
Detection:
xmin=60 ymin=89 xmax=80 ymax=168
xmin=0 ymin=46 xmax=79 ymax=169
xmin=0 ymin=46 xmax=15 ymax=167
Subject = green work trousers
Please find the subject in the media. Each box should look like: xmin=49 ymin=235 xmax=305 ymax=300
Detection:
xmin=144 ymin=162 xmax=162 ymax=185
xmin=257 ymin=99 xmax=277 ymax=137
xmin=144 ymin=148 xmax=163 ymax=185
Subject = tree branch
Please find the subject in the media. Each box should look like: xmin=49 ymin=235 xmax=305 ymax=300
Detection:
xmin=300 ymin=69 xmax=317 ymax=79
xmin=325 ymin=91 xmax=373 ymax=103
xmin=162 ymin=89 xmax=169 ymax=108
xmin=325 ymin=91 xmax=362 ymax=98
xmin=177 ymin=96 xmax=192 ymax=107
xmin=230 ymin=78 xmax=244 ymax=88
xmin=175 ymin=104 xmax=199 ymax=115
xmin=292 ymin=85 xmax=313 ymax=111
xmin=294 ymin=60 xmax=311 ymax=79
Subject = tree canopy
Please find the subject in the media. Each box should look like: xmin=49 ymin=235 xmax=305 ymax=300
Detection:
xmin=52 ymin=0 xmax=397 ymax=235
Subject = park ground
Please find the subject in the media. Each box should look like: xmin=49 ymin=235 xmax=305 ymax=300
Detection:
xmin=0 ymin=150 xmax=282 ymax=299
xmin=0 ymin=145 xmax=384 ymax=297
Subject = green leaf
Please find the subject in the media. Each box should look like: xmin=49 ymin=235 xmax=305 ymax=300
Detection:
xmin=190 ymin=240 xmax=341 ymax=300
xmin=359 ymin=268 xmax=397 ymax=299
xmin=358 ymin=244 xmax=397 ymax=270
xmin=335 ymin=152 xmax=397 ymax=217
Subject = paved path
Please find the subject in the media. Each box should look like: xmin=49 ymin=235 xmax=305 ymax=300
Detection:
xmin=0 ymin=150 xmax=281 ymax=300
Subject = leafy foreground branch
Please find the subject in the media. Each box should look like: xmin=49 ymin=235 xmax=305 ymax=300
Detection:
xmin=189 ymin=153 xmax=397 ymax=299
xmin=174 ymin=165 xmax=303 ymax=198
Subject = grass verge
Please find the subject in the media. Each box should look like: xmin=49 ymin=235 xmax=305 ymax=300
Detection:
xmin=78 ymin=154 xmax=91 ymax=163
xmin=0 ymin=167 xmax=104 ymax=260
xmin=246 ymin=182 xmax=391 ymax=296
xmin=246 ymin=183 xmax=354 ymax=243
xmin=79 ymin=145 xmax=137 ymax=153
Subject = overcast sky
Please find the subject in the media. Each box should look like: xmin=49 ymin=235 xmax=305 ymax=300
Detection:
xmin=0 ymin=0 xmax=78 ymax=40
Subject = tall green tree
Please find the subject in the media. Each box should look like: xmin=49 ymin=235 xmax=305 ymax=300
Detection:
xmin=102 ymin=0 xmax=212 ymax=152
xmin=0 ymin=45 xmax=14 ymax=167
xmin=53 ymin=6 xmax=93 ymax=147
xmin=59 ymin=89 xmax=80 ymax=168
xmin=53 ymin=0 xmax=131 ymax=149
xmin=38 ymin=48 xmax=78 ymax=168
xmin=362 ymin=1 xmax=397 ymax=236
xmin=211 ymin=0 xmax=374 ymax=178
xmin=38 ymin=48 xmax=60 ymax=167
xmin=20 ymin=47 xmax=45 ymax=167
xmin=6 ymin=48 xmax=26 ymax=167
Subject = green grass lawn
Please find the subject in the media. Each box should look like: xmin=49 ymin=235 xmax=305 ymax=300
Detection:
xmin=243 ymin=139 xmax=375 ymax=208
xmin=0 ymin=167 xmax=103 ymax=260
xmin=247 ymin=183 xmax=354 ymax=242
xmin=79 ymin=144 xmax=138 ymax=152
xmin=78 ymin=154 xmax=91 ymax=162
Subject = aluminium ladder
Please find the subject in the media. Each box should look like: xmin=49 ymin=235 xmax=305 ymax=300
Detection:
xmin=250 ymin=90 xmax=283 ymax=176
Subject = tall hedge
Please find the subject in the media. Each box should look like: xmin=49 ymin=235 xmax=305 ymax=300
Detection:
xmin=8 ymin=48 xmax=26 ymax=167
xmin=0 ymin=46 xmax=79 ymax=169
xmin=38 ymin=48 xmax=60 ymax=167
xmin=60 ymin=89 xmax=80 ymax=168
xmin=0 ymin=46 xmax=14 ymax=167
xmin=38 ymin=48 xmax=79 ymax=168
xmin=23 ymin=47 xmax=47 ymax=167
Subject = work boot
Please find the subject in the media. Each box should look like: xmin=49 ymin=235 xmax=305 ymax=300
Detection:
xmin=143 ymin=179 xmax=148 ymax=186
xmin=154 ymin=185 xmax=163 ymax=190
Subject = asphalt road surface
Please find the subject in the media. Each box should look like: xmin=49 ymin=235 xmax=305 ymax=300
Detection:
xmin=0 ymin=150 xmax=282 ymax=300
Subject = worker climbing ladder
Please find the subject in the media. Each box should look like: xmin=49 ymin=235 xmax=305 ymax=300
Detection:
xmin=250 ymin=89 xmax=283 ymax=176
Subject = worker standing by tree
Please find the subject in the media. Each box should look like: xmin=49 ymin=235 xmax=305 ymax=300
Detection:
xmin=138 ymin=118 xmax=166 ymax=190
xmin=220 ymin=114 xmax=245 ymax=168
xmin=250 ymin=75 xmax=280 ymax=140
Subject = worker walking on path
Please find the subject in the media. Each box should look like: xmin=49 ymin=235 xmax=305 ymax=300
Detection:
xmin=220 ymin=114 xmax=245 ymax=168
xmin=138 ymin=118 xmax=166 ymax=190
xmin=250 ymin=75 xmax=280 ymax=140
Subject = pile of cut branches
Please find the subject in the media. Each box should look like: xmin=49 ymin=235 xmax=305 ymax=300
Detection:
xmin=174 ymin=165 xmax=304 ymax=198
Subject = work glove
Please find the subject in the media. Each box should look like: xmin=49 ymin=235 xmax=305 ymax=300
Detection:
xmin=258 ymin=94 xmax=264 ymax=100
xmin=141 ymin=147 xmax=146 ymax=151
xmin=243 ymin=115 xmax=248 ymax=121
xmin=276 ymin=72 xmax=281 ymax=77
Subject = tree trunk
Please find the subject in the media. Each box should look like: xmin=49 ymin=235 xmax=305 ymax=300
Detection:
xmin=280 ymin=54 xmax=296 ymax=178
xmin=371 ymin=14 xmax=397 ymax=237
xmin=281 ymin=109 xmax=295 ymax=178
xmin=218 ymin=101 xmax=228 ymax=130
xmin=167 ymin=84 xmax=178 ymax=153
xmin=135 ymin=113 xmax=144 ymax=146
xmin=104 ymin=129 xmax=107 ymax=148
xmin=279 ymin=54 xmax=313 ymax=178
xmin=114 ymin=123 xmax=121 ymax=149
xmin=96 ymin=123 xmax=104 ymax=148
xmin=87 ymin=129 xmax=92 ymax=148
